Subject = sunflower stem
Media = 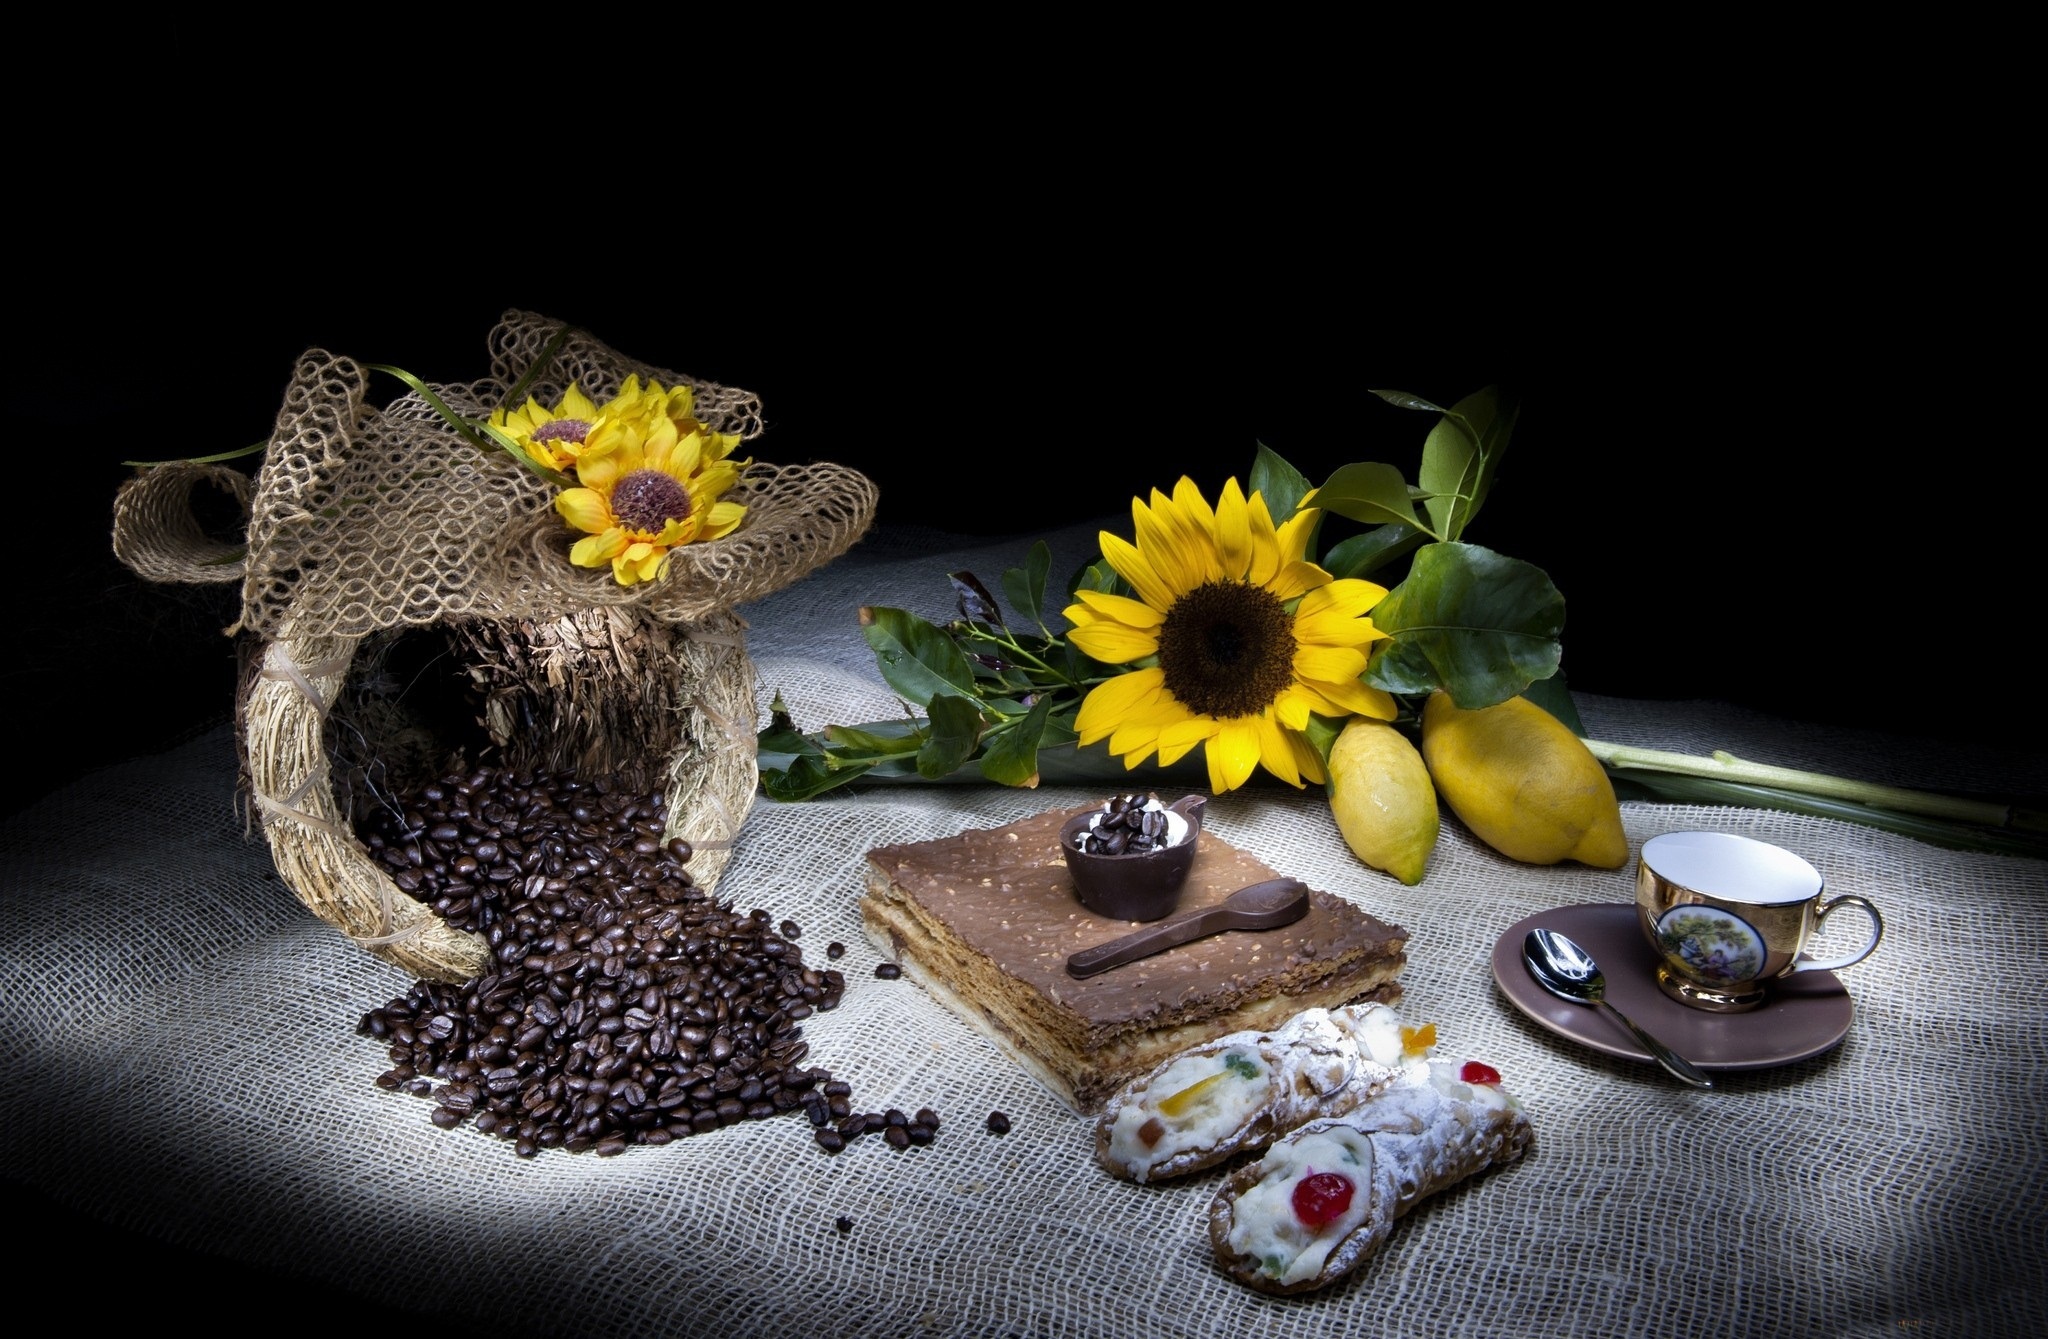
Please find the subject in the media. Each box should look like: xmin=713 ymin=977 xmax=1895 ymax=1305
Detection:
xmin=1582 ymin=739 xmax=2019 ymax=827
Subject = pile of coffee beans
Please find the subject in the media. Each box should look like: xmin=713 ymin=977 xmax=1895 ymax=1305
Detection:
xmin=354 ymin=764 xmax=935 ymax=1159
xmin=1077 ymin=793 xmax=1170 ymax=855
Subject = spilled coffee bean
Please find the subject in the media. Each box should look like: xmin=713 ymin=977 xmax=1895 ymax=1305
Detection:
xmin=355 ymin=764 xmax=938 ymax=1159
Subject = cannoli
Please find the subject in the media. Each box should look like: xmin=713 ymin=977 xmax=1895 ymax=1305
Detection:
xmin=1207 ymin=1056 xmax=1533 ymax=1295
xmin=1094 ymin=1001 xmax=1432 ymax=1183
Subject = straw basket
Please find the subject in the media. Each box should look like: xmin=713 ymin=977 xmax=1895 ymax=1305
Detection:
xmin=112 ymin=310 xmax=878 ymax=983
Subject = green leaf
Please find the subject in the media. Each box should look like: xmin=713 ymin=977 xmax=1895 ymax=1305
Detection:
xmin=1299 ymin=712 xmax=1343 ymax=769
xmin=500 ymin=324 xmax=575 ymax=408
xmin=916 ymin=693 xmax=985 ymax=778
xmin=1418 ymin=386 xmax=1518 ymax=542
xmin=1321 ymin=524 xmax=1426 ymax=581
xmin=1071 ymin=556 xmax=1123 ymax=599
xmin=1001 ymin=541 xmax=1053 ymax=629
xmin=1521 ymin=672 xmax=1585 ymax=735
xmin=859 ymin=606 xmax=979 ymax=705
xmin=824 ymin=723 xmax=925 ymax=756
xmin=123 ymin=439 xmax=269 ymax=468
xmin=1369 ymin=389 xmax=1448 ymax=414
xmin=1364 ymin=542 xmax=1564 ymax=708
xmin=1249 ymin=443 xmax=1314 ymax=523
xmin=1307 ymin=461 xmax=1433 ymax=536
xmin=978 ymin=694 xmax=1060 ymax=787
xmin=759 ymin=753 xmax=881 ymax=802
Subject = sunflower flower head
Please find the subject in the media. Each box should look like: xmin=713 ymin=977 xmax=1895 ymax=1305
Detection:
xmin=586 ymin=374 xmax=749 ymax=473
xmin=487 ymin=383 xmax=607 ymax=473
xmin=1061 ymin=477 xmax=1396 ymax=793
xmin=553 ymin=400 xmax=750 ymax=587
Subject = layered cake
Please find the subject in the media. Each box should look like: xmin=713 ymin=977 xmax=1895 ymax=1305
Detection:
xmin=862 ymin=802 xmax=1408 ymax=1114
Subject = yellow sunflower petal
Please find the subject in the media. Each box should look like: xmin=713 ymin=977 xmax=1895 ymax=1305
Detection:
xmin=1275 ymin=506 xmax=1320 ymax=566
xmin=1070 ymin=588 xmax=1166 ymax=629
xmin=1291 ymin=676 xmax=1399 ymax=721
xmin=699 ymin=500 xmax=746 ymax=540
xmin=1068 ymin=621 xmax=1161 ymax=665
xmin=1213 ymin=478 xmax=1252 ymax=581
xmin=1098 ymin=531 xmax=1179 ymax=614
xmin=1293 ymin=645 xmax=1370 ymax=683
xmin=1266 ymin=559 xmax=1331 ymax=603
xmin=1289 ymin=730 xmax=1328 ymax=786
xmin=1206 ymin=716 xmax=1264 ymax=793
xmin=692 ymin=460 xmax=742 ymax=498
xmin=577 ymin=450 xmax=625 ymax=491
xmin=1296 ymin=578 xmax=1391 ymax=623
xmin=1132 ymin=489 xmax=1213 ymax=594
xmin=1254 ymin=713 xmax=1304 ymax=788
xmin=558 ymin=384 xmax=597 ymax=420
xmin=555 ymin=489 xmax=614 ymax=535
xmin=1244 ymin=491 xmax=1284 ymax=588
xmin=569 ymin=529 xmax=628 ymax=567
xmin=1073 ymin=667 xmax=1167 ymax=745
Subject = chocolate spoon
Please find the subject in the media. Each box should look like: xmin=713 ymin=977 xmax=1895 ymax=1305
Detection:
xmin=1065 ymin=878 xmax=1311 ymax=979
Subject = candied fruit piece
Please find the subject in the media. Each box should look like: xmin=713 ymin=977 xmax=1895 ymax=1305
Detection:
xmin=1291 ymin=1170 xmax=1355 ymax=1229
xmin=1157 ymin=1069 xmax=1230 ymax=1117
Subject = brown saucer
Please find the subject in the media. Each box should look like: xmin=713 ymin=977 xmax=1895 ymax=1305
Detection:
xmin=1491 ymin=902 xmax=1854 ymax=1071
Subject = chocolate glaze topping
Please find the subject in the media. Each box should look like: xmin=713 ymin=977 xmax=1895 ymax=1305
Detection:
xmin=865 ymin=803 xmax=1408 ymax=1032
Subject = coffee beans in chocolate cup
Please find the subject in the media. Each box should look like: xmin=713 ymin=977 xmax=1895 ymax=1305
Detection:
xmin=1060 ymin=793 xmax=1207 ymax=922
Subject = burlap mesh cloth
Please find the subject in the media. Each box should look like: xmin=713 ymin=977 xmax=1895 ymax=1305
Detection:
xmin=108 ymin=310 xmax=879 ymax=981
xmin=8 ymin=520 xmax=2045 ymax=1338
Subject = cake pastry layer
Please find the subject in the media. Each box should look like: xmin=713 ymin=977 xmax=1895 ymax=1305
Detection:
xmin=862 ymin=802 xmax=1408 ymax=1114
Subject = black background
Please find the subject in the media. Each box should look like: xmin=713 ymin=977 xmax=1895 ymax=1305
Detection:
xmin=13 ymin=253 xmax=2036 ymax=815
xmin=6 ymin=230 xmax=2039 ymax=1323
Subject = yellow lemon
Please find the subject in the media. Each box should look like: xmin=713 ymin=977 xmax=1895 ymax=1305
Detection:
xmin=1326 ymin=718 xmax=1440 ymax=885
xmin=1419 ymin=691 xmax=1628 ymax=868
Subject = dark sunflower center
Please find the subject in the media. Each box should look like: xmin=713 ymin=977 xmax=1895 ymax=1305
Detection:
xmin=1155 ymin=581 xmax=1297 ymax=718
xmin=533 ymin=418 xmax=592 ymax=444
xmin=610 ymin=470 xmax=691 ymax=533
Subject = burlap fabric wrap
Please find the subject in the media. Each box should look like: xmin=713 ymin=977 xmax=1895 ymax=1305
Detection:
xmin=108 ymin=309 xmax=878 ymax=981
xmin=10 ymin=520 xmax=2043 ymax=1337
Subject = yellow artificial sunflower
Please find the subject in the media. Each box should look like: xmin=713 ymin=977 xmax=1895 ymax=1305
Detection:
xmin=553 ymin=407 xmax=749 ymax=587
xmin=1062 ymin=477 xmax=1397 ymax=793
xmin=591 ymin=374 xmax=748 ymax=471
xmin=487 ymin=383 xmax=607 ymax=473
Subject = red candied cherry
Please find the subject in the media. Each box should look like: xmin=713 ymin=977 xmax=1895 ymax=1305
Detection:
xmin=1460 ymin=1060 xmax=1502 ymax=1086
xmin=1290 ymin=1171 xmax=1355 ymax=1229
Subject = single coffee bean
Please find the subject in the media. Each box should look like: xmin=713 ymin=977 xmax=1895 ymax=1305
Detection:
xmin=986 ymin=1111 xmax=1012 ymax=1135
xmin=835 ymin=1216 xmax=853 ymax=1234
xmin=875 ymin=963 xmax=902 ymax=980
xmin=826 ymin=942 xmax=845 ymax=959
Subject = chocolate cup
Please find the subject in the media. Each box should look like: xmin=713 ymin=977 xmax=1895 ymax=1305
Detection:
xmin=1059 ymin=795 xmax=1206 ymax=922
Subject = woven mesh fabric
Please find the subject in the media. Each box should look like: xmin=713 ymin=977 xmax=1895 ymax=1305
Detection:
xmin=11 ymin=520 xmax=2046 ymax=1338
xmin=106 ymin=311 xmax=879 ymax=980
xmin=113 ymin=308 xmax=876 ymax=637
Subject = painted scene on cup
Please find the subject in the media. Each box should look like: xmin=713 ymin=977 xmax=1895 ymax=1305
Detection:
xmin=1653 ymin=906 xmax=1768 ymax=984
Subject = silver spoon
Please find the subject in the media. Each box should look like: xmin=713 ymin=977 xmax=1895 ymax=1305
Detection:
xmin=1522 ymin=928 xmax=1714 ymax=1089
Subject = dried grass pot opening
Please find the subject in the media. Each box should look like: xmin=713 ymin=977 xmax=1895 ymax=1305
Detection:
xmin=111 ymin=309 xmax=878 ymax=984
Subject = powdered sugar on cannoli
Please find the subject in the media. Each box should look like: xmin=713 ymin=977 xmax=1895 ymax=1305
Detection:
xmin=1208 ymin=1056 xmax=1533 ymax=1295
xmin=1094 ymin=1001 xmax=1432 ymax=1183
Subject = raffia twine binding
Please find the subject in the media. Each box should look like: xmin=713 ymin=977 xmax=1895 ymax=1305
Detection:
xmin=111 ymin=309 xmax=878 ymax=983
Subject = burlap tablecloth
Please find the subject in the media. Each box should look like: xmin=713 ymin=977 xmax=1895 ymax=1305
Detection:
xmin=6 ymin=522 xmax=2044 ymax=1338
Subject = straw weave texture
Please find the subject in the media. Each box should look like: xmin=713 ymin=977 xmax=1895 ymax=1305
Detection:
xmin=108 ymin=310 xmax=878 ymax=980
xmin=10 ymin=521 xmax=2044 ymax=1337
